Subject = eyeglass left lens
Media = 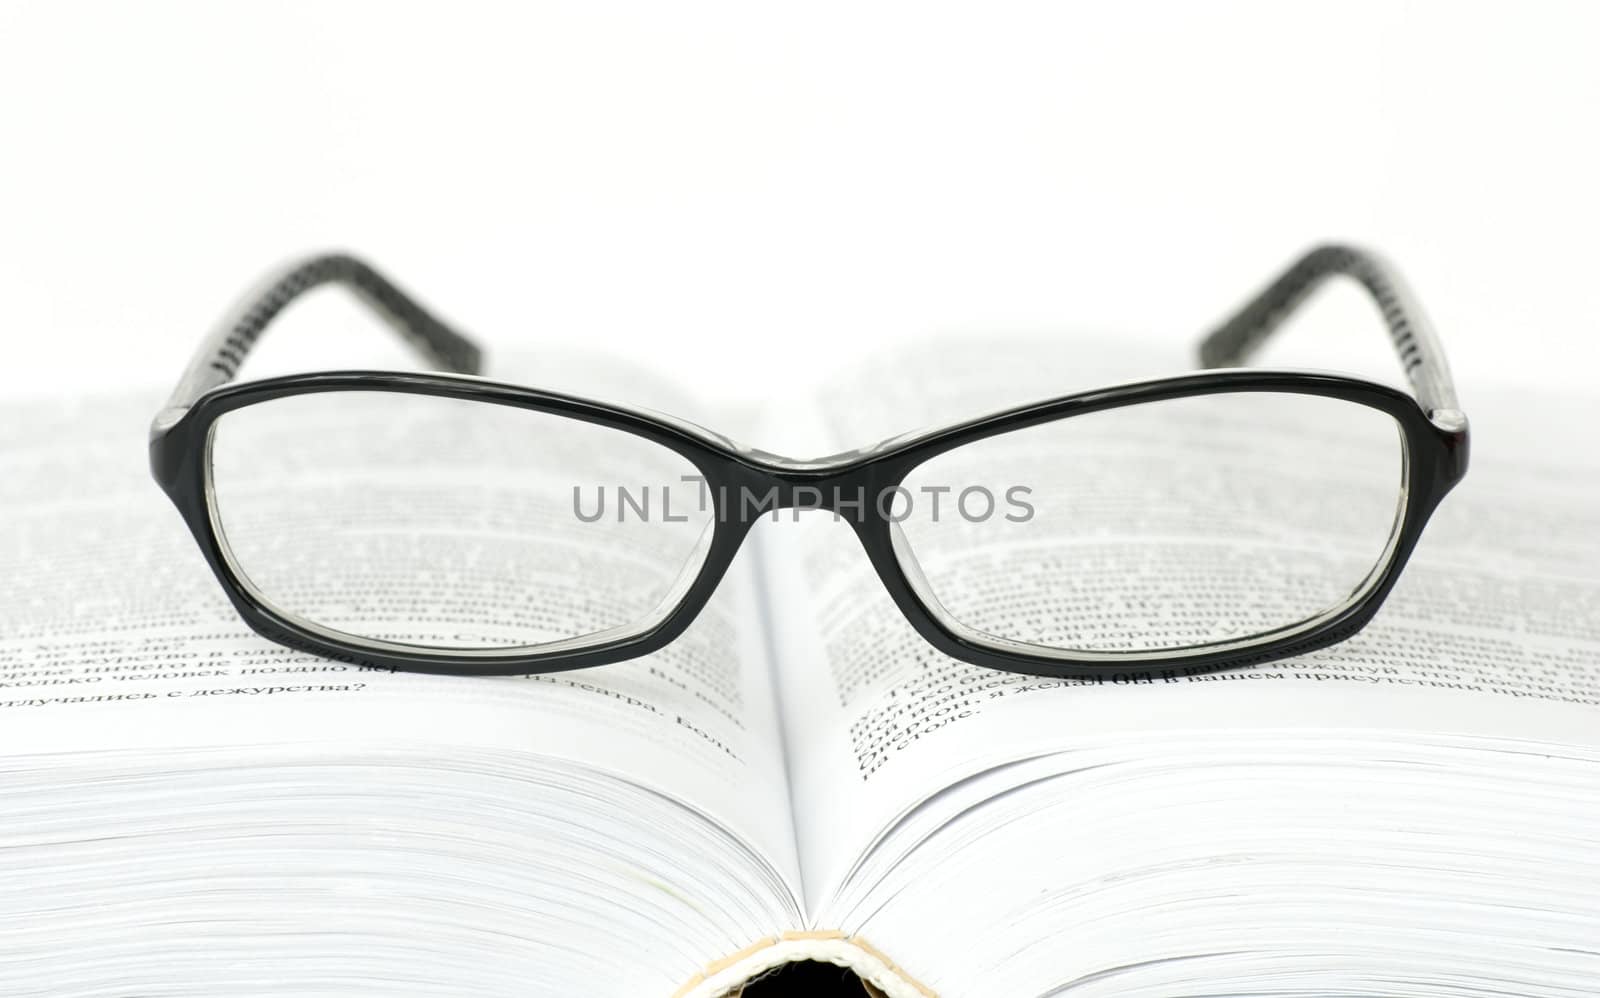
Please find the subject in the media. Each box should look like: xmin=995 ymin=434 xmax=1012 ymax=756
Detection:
xmin=207 ymin=390 xmax=715 ymax=653
xmin=889 ymin=389 xmax=1407 ymax=658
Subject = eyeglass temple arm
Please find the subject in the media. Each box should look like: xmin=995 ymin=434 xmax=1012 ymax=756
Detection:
xmin=160 ymin=253 xmax=484 ymax=413
xmin=1197 ymin=244 xmax=1463 ymax=422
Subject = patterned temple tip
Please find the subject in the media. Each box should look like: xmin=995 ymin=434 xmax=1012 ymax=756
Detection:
xmin=1198 ymin=244 xmax=1461 ymax=417
xmin=159 ymin=253 xmax=483 ymax=418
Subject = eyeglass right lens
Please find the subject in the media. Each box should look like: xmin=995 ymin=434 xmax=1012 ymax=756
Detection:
xmin=207 ymin=390 xmax=716 ymax=654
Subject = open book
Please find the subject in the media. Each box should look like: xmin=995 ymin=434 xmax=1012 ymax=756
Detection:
xmin=2 ymin=319 xmax=1598 ymax=996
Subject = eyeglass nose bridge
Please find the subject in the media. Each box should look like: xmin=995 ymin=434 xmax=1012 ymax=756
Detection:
xmin=709 ymin=451 xmax=965 ymax=650
xmin=711 ymin=449 xmax=909 ymax=528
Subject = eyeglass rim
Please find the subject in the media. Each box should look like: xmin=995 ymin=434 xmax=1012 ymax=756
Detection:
xmin=148 ymin=366 xmax=1468 ymax=679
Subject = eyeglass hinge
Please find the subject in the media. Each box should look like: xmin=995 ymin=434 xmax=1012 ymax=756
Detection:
xmin=1427 ymin=407 xmax=1468 ymax=434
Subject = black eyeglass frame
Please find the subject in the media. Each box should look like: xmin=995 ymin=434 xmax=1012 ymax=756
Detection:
xmin=150 ymin=246 xmax=1469 ymax=680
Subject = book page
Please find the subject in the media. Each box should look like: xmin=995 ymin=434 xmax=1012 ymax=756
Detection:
xmin=0 ymin=381 xmax=802 ymax=910
xmin=764 ymin=337 xmax=1600 ymax=913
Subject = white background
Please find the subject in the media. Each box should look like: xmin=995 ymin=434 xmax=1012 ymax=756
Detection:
xmin=2 ymin=2 xmax=1597 ymax=414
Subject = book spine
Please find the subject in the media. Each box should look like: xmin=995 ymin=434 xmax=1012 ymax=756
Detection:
xmin=673 ymin=930 xmax=936 ymax=998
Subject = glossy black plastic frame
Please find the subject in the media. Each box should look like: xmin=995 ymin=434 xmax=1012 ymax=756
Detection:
xmin=150 ymin=246 xmax=1470 ymax=679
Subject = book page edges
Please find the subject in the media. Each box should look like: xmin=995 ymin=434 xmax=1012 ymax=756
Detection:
xmin=673 ymin=930 xmax=936 ymax=998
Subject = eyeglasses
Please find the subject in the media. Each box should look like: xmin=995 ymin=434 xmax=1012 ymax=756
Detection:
xmin=149 ymin=246 xmax=1469 ymax=680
